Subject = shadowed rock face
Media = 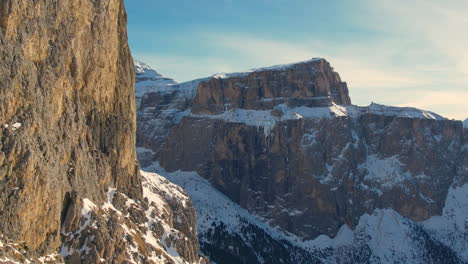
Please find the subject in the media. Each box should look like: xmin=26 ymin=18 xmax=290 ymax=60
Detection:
xmin=137 ymin=59 xmax=466 ymax=244
xmin=192 ymin=59 xmax=351 ymax=115
xmin=158 ymin=115 xmax=464 ymax=240
xmin=0 ymin=1 xmax=207 ymax=263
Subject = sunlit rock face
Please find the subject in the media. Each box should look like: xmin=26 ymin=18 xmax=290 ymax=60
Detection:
xmin=0 ymin=1 xmax=207 ymax=263
xmin=191 ymin=58 xmax=351 ymax=115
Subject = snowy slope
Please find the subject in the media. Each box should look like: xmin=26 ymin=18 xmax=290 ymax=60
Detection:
xmin=464 ymin=119 xmax=468 ymax=128
xmin=140 ymin=159 xmax=465 ymax=264
xmin=189 ymin=102 xmax=444 ymax=128
xmin=423 ymin=183 xmax=468 ymax=261
xmin=134 ymin=60 xmax=178 ymax=99
xmin=134 ymin=60 xmax=208 ymax=107
xmin=0 ymin=169 xmax=206 ymax=264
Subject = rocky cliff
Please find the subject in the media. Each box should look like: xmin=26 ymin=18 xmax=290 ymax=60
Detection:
xmin=0 ymin=1 xmax=206 ymax=263
xmin=137 ymin=60 xmax=468 ymax=263
xmin=192 ymin=59 xmax=351 ymax=115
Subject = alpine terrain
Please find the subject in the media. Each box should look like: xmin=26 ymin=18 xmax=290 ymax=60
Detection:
xmin=136 ymin=59 xmax=468 ymax=264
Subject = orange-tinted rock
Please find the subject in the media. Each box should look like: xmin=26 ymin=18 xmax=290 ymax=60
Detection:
xmin=192 ymin=59 xmax=351 ymax=115
xmin=0 ymin=1 xmax=207 ymax=263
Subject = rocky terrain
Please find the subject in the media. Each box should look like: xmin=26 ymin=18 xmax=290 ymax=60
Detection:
xmin=0 ymin=1 xmax=206 ymax=263
xmin=137 ymin=60 xmax=468 ymax=263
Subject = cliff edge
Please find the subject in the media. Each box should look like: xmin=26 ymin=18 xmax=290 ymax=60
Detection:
xmin=0 ymin=1 xmax=206 ymax=263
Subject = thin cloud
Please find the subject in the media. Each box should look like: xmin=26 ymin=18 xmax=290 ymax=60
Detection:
xmin=132 ymin=0 xmax=468 ymax=120
xmin=207 ymin=33 xmax=433 ymax=88
xmin=397 ymin=91 xmax=468 ymax=120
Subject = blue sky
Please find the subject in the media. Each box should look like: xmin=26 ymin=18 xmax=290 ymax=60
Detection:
xmin=124 ymin=0 xmax=468 ymax=120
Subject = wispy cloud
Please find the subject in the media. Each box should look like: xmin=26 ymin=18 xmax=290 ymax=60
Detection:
xmin=397 ymin=91 xmax=468 ymax=120
xmin=135 ymin=0 xmax=468 ymax=120
xmin=205 ymin=33 xmax=446 ymax=89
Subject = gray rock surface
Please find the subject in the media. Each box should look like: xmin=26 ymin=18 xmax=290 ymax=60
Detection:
xmin=137 ymin=59 xmax=467 ymax=263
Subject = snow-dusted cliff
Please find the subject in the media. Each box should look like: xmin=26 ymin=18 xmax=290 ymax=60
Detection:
xmin=136 ymin=60 xmax=467 ymax=263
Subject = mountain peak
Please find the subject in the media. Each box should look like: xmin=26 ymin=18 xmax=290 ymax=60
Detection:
xmin=192 ymin=58 xmax=351 ymax=114
xmin=134 ymin=60 xmax=164 ymax=79
xmin=134 ymin=60 xmax=178 ymax=100
xmin=211 ymin=58 xmax=325 ymax=79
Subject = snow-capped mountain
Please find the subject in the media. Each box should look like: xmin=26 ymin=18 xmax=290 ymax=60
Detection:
xmin=134 ymin=60 xmax=178 ymax=105
xmin=136 ymin=59 xmax=467 ymax=263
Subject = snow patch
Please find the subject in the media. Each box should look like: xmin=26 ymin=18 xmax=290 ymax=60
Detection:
xmin=423 ymin=183 xmax=468 ymax=261
xmin=211 ymin=58 xmax=323 ymax=79
xmin=190 ymin=103 xmax=347 ymax=137
xmin=11 ymin=122 xmax=22 ymax=130
xmin=349 ymin=103 xmax=445 ymax=120
xmin=359 ymin=154 xmax=412 ymax=189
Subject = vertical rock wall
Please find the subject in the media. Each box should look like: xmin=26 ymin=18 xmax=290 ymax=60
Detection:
xmin=0 ymin=0 xmax=140 ymax=255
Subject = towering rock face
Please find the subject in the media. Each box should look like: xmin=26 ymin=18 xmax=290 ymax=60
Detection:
xmin=192 ymin=58 xmax=351 ymax=115
xmin=0 ymin=0 xmax=139 ymax=253
xmin=159 ymin=111 xmax=462 ymax=240
xmin=0 ymin=1 xmax=207 ymax=263
xmin=137 ymin=60 xmax=467 ymax=263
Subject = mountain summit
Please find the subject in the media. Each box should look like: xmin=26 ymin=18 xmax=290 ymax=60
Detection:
xmin=137 ymin=59 xmax=467 ymax=263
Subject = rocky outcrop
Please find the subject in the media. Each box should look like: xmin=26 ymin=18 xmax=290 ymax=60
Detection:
xmin=192 ymin=58 xmax=351 ymax=115
xmin=158 ymin=108 xmax=463 ymax=240
xmin=0 ymin=1 xmax=206 ymax=263
xmin=137 ymin=60 xmax=467 ymax=263
xmin=134 ymin=61 xmax=178 ymax=106
xmin=136 ymin=67 xmax=206 ymax=164
xmin=58 ymin=171 xmax=207 ymax=264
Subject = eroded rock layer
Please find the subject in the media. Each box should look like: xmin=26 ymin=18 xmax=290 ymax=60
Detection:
xmin=192 ymin=59 xmax=351 ymax=115
xmin=137 ymin=60 xmax=467 ymax=263
xmin=159 ymin=111 xmax=463 ymax=240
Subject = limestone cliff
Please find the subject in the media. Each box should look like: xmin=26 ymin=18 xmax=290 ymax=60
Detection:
xmin=0 ymin=1 xmax=206 ymax=263
xmin=137 ymin=60 xmax=467 ymax=263
xmin=192 ymin=58 xmax=351 ymax=115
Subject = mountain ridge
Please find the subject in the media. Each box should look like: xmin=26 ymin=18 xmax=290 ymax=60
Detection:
xmin=136 ymin=59 xmax=467 ymax=263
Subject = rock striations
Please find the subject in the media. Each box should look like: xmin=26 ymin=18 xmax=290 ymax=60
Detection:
xmin=0 ymin=1 xmax=206 ymax=263
xmin=192 ymin=58 xmax=351 ymax=114
xmin=137 ymin=60 xmax=468 ymax=263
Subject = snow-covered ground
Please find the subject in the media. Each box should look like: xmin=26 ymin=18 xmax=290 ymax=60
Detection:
xmin=140 ymin=159 xmax=467 ymax=263
xmin=187 ymin=103 xmax=445 ymax=139
xmin=423 ymin=183 xmax=468 ymax=261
